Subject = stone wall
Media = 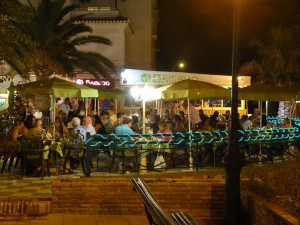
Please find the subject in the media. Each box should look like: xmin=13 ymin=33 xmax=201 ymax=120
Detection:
xmin=52 ymin=175 xmax=225 ymax=220
xmin=241 ymin=159 xmax=300 ymax=198
xmin=241 ymin=189 xmax=300 ymax=225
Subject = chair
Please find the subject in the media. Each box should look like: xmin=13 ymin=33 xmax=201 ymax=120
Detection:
xmin=21 ymin=140 xmax=50 ymax=179
xmin=111 ymin=145 xmax=139 ymax=174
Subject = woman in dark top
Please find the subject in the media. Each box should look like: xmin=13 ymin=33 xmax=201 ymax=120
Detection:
xmin=24 ymin=115 xmax=36 ymax=129
xmin=93 ymin=115 xmax=107 ymax=135
xmin=131 ymin=115 xmax=141 ymax=133
xmin=150 ymin=115 xmax=160 ymax=134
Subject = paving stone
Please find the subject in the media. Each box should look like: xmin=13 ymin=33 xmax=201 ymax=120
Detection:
xmin=29 ymin=214 xmax=64 ymax=225
xmin=64 ymin=214 xmax=97 ymax=225
xmin=96 ymin=215 xmax=130 ymax=225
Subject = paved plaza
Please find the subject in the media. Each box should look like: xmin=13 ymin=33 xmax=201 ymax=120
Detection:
xmin=0 ymin=214 xmax=148 ymax=225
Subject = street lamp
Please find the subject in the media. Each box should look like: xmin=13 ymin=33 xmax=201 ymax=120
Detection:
xmin=173 ymin=62 xmax=185 ymax=72
xmin=131 ymin=84 xmax=158 ymax=134
xmin=222 ymin=0 xmax=243 ymax=224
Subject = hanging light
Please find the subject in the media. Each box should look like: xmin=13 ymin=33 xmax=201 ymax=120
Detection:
xmin=130 ymin=86 xmax=141 ymax=100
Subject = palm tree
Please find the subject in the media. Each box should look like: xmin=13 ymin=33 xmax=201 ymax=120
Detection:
xmin=0 ymin=0 xmax=32 ymax=79
xmin=10 ymin=0 xmax=116 ymax=80
xmin=239 ymin=26 xmax=300 ymax=117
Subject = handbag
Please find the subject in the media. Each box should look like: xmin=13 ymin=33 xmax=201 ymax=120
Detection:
xmin=154 ymin=145 xmax=166 ymax=169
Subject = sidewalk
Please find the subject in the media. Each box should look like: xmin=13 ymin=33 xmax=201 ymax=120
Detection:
xmin=0 ymin=214 xmax=148 ymax=225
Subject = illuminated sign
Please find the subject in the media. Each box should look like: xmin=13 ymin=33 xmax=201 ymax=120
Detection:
xmin=75 ymin=79 xmax=111 ymax=87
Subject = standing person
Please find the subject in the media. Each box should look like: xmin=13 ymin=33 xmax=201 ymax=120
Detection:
xmin=169 ymin=103 xmax=177 ymax=121
xmin=59 ymin=97 xmax=71 ymax=116
xmin=83 ymin=115 xmax=96 ymax=136
xmin=184 ymin=101 xmax=201 ymax=130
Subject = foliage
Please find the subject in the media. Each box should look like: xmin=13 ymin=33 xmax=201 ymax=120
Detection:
xmin=0 ymin=0 xmax=32 ymax=80
xmin=10 ymin=0 xmax=116 ymax=80
xmin=239 ymin=26 xmax=300 ymax=87
xmin=0 ymin=111 xmax=17 ymax=134
xmin=243 ymin=162 xmax=300 ymax=219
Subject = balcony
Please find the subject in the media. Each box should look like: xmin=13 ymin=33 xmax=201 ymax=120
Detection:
xmin=70 ymin=7 xmax=120 ymax=19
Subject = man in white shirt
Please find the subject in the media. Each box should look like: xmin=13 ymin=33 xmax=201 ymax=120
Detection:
xmin=185 ymin=101 xmax=201 ymax=130
xmin=83 ymin=115 xmax=96 ymax=136
xmin=59 ymin=97 xmax=71 ymax=115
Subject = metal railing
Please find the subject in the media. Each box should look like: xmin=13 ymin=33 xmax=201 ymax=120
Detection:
xmin=82 ymin=128 xmax=299 ymax=176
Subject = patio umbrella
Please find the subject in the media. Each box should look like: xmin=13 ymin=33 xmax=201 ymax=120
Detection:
xmin=10 ymin=77 xmax=99 ymax=126
xmin=239 ymin=84 xmax=300 ymax=127
xmin=161 ymin=79 xmax=231 ymax=100
xmin=98 ymin=88 xmax=125 ymax=99
xmin=161 ymin=79 xmax=230 ymax=170
xmin=239 ymin=84 xmax=300 ymax=101
xmin=13 ymin=77 xmax=98 ymax=98
xmin=161 ymin=79 xmax=231 ymax=131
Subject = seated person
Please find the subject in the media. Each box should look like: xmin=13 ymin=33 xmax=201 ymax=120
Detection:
xmin=157 ymin=121 xmax=172 ymax=141
xmin=9 ymin=121 xmax=27 ymax=142
xmin=282 ymin=118 xmax=291 ymax=128
xmin=115 ymin=117 xmax=139 ymax=142
xmin=83 ymin=115 xmax=96 ymax=136
xmin=25 ymin=119 xmax=52 ymax=176
xmin=172 ymin=115 xmax=186 ymax=133
xmin=68 ymin=117 xmax=86 ymax=170
xmin=114 ymin=117 xmax=139 ymax=172
xmin=26 ymin=119 xmax=52 ymax=140
xmin=70 ymin=117 xmax=86 ymax=144
xmin=53 ymin=117 xmax=69 ymax=139
xmin=150 ymin=115 xmax=160 ymax=134
xmin=241 ymin=115 xmax=252 ymax=130
xmin=131 ymin=115 xmax=142 ymax=134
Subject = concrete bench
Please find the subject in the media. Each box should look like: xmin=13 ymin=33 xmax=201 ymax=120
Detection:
xmin=131 ymin=177 xmax=200 ymax=225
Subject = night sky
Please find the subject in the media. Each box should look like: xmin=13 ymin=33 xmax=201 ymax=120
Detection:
xmin=156 ymin=0 xmax=300 ymax=75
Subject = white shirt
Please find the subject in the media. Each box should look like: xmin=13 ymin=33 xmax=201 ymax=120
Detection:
xmin=189 ymin=105 xmax=201 ymax=127
xmin=59 ymin=102 xmax=70 ymax=115
xmin=84 ymin=124 xmax=96 ymax=136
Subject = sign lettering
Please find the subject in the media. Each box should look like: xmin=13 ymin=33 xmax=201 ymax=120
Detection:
xmin=75 ymin=79 xmax=111 ymax=87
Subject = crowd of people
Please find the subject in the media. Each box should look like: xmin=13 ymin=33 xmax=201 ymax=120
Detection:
xmin=7 ymin=97 xmax=294 ymax=175
xmin=10 ymin=98 xmax=292 ymax=146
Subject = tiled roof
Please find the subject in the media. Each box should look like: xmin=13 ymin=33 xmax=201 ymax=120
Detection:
xmin=77 ymin=16 xmax=129 ymax=23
